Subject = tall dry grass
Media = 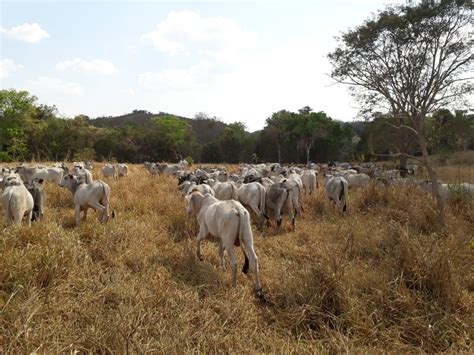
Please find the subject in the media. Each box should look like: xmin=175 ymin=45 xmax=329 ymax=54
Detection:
xmin=0 ymin=164 xmax=473 ymax=353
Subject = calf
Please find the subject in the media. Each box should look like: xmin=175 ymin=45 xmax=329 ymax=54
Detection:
xmin=1 ymin=174 xmax=34 ymax=226
xmin=60 ymin=174 xmax=114 ymax=226
xmin=185 ymin=191 xmax=262 ymax=296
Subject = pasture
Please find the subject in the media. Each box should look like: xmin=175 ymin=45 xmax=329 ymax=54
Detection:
xmin=1 ymin=163 xmax=473 ymax=353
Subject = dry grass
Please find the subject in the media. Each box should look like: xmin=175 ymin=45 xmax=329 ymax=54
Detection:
xmin=413 ymin=150 xmax=474 ymax=184
xmin=1 ymin=164 xmax=473 ymax=353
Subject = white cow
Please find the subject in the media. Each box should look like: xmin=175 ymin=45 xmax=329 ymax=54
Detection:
xmin=1 ymin=173 xmax=34 ymax=226
xmin=420 ymin=181 xmax=474 ymax=201
xmin=324 ymin=174 xmax=349 ymax=212
xmin=102 ymin=164 xmax=117 ymax=179
xmin=186 ymin=183 xmax=215 ymax=197
xmin=178 ymin=181 xmax=193 ymax=196
xmin=344 ymin=173 xmax=370 ymax=188
xmin=116 ymin=164 xmax=129 ymax=177
xmin=15 ymin=165 xmax=64 ymax=184
xmin=301 ymin=169 xmax=318 ymax=195
xmin=237 ymin=182 xmax=267 ymax=229
xmin=178 ymin=159 xmax=189 ymax=170
xmin=185 ymin=191 xmax=262 ymax=295
xmin=213 ymin=181 xmax=238 ymax=201
xmin=144 ymin=161 xmax=153 ymax=173
xmin=60 ymin=174 xmax=114 ymax=226
xmin=73 ymin=165 xmax=93 ymax=184
xmin=85 ymin=161 xmax=94 ymax=170
xmin=265 ymin=182 xmax=296 ymax=232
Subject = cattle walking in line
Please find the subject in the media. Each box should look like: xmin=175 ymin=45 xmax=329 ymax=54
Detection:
xmin=1 ymin=173 xmax=34 ymax=226
xmin=185 ymin=191 xmax=263 ymax=296
xmin=60 ymin=174 xmax=115 ymax=226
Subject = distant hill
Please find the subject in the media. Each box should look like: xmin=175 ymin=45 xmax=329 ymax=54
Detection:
xmin=90 ymin=110 xmax=228 ymax=145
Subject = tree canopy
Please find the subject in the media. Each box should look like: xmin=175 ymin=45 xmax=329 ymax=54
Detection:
xmin=328 ymin=0 xmax=473 ymax=225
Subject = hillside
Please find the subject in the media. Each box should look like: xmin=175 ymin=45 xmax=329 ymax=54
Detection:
xmin=90 ymin=110 xmax=229 ymax=145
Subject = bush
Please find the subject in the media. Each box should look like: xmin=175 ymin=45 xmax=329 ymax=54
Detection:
xmin=73 ymin=147 xmax=95 ymax=162
xmin=184 ymin=155 xmax=194 ymax=167
xmin=0 ymin=151 xmax=12 ymax=162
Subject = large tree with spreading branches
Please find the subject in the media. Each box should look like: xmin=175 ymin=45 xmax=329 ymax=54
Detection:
xmin=328 ymin=0 xmax=473 ymax=226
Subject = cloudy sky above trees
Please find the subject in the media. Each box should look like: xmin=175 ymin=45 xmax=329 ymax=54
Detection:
xmin=1 ymin=0 xmax=404 ymax=131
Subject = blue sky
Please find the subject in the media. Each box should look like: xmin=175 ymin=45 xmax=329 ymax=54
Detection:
xmin=1 ymin=0 xmax=404 ymax=131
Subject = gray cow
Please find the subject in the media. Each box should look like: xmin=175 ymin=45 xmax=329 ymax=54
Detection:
xmin=26 ymin=178 xmax=46 ymax=222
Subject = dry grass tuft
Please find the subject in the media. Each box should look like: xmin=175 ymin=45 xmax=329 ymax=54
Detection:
xmin=0 ymin=163 xmax=473 ymax=352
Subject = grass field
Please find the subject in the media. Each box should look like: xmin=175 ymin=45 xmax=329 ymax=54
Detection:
xmin=1 ymin=163 xmax=473 ymax=353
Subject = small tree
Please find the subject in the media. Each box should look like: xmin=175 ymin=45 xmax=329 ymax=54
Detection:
xmin=328 ymin=0 xmax=473 ymax=226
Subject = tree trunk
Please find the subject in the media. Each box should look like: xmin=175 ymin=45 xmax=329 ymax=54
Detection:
xmin=306 ymin=144 xmax=311 ymax=165
xmin=399 ymin=151 xmax=408 ymax=170
xmin=418 ymin=132 xmax=446 ymax=227
xmin=277 ymin=143 xmax=281 ymax=164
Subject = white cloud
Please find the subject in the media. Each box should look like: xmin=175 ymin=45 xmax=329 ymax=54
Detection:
xmin=56 ymin=58 xmax=118 ymax=75
xmin=27 ymin=77 xmax=83 ymax=97
xmin=138 ymin=61 xmax=215 ymax=92
xmin=0 ymin=22 xmax=49 ymax=43
xmin=0 ymin=58 xmax=23 ymax=79
xmin=140 ymin=10 xmax=256 ymax=58
xmin=135 ymin=30 xmax=360 ymax=132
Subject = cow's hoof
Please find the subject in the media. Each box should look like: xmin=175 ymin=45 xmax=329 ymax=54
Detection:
xmin=256 ymin=288 xmax=265 ymax=299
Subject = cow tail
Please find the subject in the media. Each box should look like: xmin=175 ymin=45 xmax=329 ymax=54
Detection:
xmin=260 ymin=185 xmax=268 ymax=220
xmin=101 ymin=182 xmax=116 ymax=220
xmin=8 ymin=193 xmax=14 ymax=223
xmin=339 ymin=180 xmax=347 ymax=212
xmin=239 ymin=209 xmax=250 ymax=274
xmin=231 ymin=183 xmax=238 ymax=200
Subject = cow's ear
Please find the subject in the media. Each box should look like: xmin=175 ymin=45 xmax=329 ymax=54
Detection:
xmin=38 ymin=178 xmax=44 ymax=184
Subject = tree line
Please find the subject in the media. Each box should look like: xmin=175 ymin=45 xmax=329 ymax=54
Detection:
xmin=0 ymin=89 xmax=472 ymax=165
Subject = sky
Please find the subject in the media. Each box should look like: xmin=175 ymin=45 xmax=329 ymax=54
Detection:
xmin=0 ymin=0 xmax=405 ymax=132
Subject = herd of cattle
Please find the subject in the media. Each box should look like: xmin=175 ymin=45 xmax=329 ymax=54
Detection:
xmin=1 ymin=159 xmax=472 ymax=295
xmin=0 ymin=162 xmax=126 ymax=226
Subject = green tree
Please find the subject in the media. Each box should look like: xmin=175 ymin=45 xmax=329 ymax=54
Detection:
xmin=328 ymin=0 xmax=473 ymax=226
xmin=265 ymin=110 xmax=297 ymax=163
xmin=152 ymin=115 xmax=188 ymax=161
xmin=216 ymin=122 xmax=247 ymax=163
xmin=294 ymin=108 xmax=331 ymax=164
